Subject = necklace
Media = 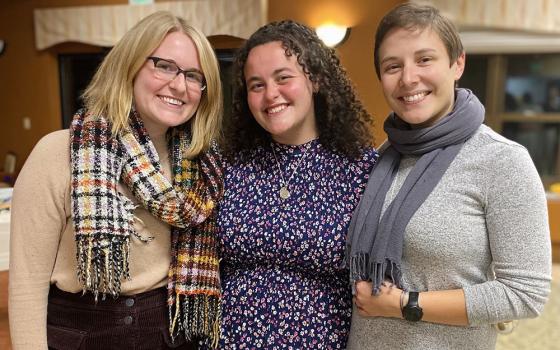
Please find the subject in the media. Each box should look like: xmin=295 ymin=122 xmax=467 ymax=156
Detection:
xmin=271 ymin=141 xmax=313 ymax=200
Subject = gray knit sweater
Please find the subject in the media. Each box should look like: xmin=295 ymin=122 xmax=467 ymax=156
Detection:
xmin=347 ymin=125 xmax=552 ymax=350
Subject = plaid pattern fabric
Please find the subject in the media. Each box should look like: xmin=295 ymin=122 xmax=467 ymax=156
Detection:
xmin=70 ymin=110 xmax=222 ymax=347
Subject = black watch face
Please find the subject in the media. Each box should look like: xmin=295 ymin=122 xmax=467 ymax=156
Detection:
xmin=404 ymin=306 xmax=423 ymax=322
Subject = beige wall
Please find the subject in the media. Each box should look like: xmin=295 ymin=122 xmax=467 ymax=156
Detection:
xmin=0 ymin=0 xmax=402 ymax=174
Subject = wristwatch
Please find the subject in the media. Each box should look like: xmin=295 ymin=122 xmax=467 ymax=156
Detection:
xmin=401 ymin=291 xmax=423 ymax=322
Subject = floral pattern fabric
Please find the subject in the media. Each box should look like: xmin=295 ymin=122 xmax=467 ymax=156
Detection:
xmin=215 ymin=140 xmax=377 ymax=349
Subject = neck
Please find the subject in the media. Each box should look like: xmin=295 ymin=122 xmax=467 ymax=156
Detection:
xmin=145 ymin=125 xmax=168 ymax=141
xmin=271 ymin=129 xmax=319 ymax=146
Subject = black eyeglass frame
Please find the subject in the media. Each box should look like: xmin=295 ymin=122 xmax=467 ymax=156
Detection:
xmin=147 ymin=56 xmax=207 ymax=91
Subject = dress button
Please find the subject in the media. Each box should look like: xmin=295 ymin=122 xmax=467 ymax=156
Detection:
xmin=125 ymin=298 xmax=135 ymax=307
xmin=124 ymin=316 xmax=133 ymax=325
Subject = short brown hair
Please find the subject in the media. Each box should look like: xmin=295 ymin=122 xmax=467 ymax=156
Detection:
xmin=373 ymin=3 xmax=464 ymax=78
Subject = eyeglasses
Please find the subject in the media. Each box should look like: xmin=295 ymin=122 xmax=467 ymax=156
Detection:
xmin=147 ymin=56 xmax=206 ymax=91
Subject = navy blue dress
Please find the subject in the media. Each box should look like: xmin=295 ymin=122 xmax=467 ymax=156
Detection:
xmin=217 ymin=140 xmax=377 ymax=348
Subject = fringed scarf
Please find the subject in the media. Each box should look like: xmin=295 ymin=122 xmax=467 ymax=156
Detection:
xmin=345 ymin=89 xmax=485 ymax=294
xmin=70 ymin=109 xmax=222 ymax=347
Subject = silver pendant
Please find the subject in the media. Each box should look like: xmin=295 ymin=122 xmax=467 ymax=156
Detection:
xmin=279 ymin=186 xmax=290 ymax=199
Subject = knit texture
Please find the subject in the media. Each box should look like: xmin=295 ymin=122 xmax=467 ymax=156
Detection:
xmin=347 ymin=125 xmax=551 ymax=350
xmin=346 ymin=89 xmax=484 ymax=294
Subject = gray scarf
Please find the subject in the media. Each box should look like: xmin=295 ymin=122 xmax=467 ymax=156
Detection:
xmin=345 ymin=88 xmax=485 ymax=293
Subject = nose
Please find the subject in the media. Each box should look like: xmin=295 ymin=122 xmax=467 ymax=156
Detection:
xmin=400 ymin=64 xmax=419 ymax=87
xmin=264 ymin=83 xmax=280 ymax=102
xmin=168 ymin=72 xmax=188 ymax=92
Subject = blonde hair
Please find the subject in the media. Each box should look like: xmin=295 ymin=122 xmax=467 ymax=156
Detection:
xmin=82 ymin=11 xmax=222 ymax=158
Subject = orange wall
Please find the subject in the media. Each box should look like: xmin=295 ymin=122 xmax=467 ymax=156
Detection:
xmin=548 ymin=199 xmax=560 ymax=262
xmin=0 ymin=0 xmax=401 ymax=172
xmin=0 ymin=0 xmax=126 ymax=173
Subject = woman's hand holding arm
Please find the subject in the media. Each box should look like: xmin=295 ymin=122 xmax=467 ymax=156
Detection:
xmin=353 ymin=281 xmax=468 ymax=326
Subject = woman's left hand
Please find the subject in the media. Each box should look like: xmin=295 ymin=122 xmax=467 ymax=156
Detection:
xmin=353 ymin=280 xmax=403 ymax=319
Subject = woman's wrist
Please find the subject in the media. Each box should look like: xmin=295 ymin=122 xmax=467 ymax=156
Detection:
xmin=399 ymin=290 xmax=409 ymax=318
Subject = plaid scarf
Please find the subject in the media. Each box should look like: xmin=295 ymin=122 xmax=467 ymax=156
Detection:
xmin=70 ymin=109 xmax=222 ymax=347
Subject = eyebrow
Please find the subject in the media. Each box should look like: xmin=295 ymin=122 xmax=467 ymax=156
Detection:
xmin=380 ymin=48 xmax=438 ymax=65
xmin=246 ymin=67 xmax=295 ymax=83
xmin=157 ymin=56 xmax=203 ymax=74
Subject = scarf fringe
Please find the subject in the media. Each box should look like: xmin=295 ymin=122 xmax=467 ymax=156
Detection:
xmin=349 ymin=253 xmax=403 ymax=295
xmin=76 ymin=235 xmax=131 ymax=301
xmin=71 ymin=110 xmax=223 ymax=344
xmin=75 ymin=194 xmax=136 ymax=300
xmin=169 ymin=294 xmax=221 ymax=349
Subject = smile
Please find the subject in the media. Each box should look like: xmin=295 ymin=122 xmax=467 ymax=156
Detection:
xmin=401 ymin=91 xmax=429 ymax=103
xmin=159 ymin=95 xmax=185 ymax=106
xmin=265 ymin=103 xmax=288 ymax=115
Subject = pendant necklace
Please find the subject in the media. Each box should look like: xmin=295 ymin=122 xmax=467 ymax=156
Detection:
xmin=271 ymin=141 xmax=313 ymax=200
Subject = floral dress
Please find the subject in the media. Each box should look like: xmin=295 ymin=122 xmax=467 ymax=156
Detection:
xmin=216 ymin=139 xmax=377 ymax=349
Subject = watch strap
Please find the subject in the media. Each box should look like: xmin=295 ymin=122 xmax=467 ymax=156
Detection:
xmin=402 ymin=291 xmax=423 ymax=322
xmin=407 ymin=291 xmax=419 ymax=306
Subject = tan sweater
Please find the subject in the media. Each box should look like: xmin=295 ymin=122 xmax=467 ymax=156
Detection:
xmin=9 ymin=130 xmax=173 ymax=350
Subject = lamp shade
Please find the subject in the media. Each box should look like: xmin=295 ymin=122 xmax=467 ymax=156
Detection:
xmin=315 ymin=24 xmax=350 ymax=47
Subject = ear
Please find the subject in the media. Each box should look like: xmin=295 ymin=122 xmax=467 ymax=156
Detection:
xmin=312 ymin=80 xmax=320 ymax=93
xmin=454 ymin=52 xmax=466 ymax=81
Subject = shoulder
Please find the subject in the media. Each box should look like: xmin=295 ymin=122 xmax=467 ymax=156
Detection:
xmin=468 ymin=125 xmax=526 ymax=154
xmin=463 ymin=124 xmax=531 ymax=164
xmin=223 ymin=145 xmax=268 ymax=171
xmin=35 ymin=129 xmax=71 ymax=151
xmin=28 ymin=129 xmax=70 ymax=163
xmin=18 ymin=130 xmax=70 ymax=183
xmin=357 ymin=146 xmax=379 ymax=167
xmin=463 ymin=125 xmax=540 ymax=182
xmin=13 ymin=130 xmax=71 ymax=205
xmin=341 ymin=145 xmax=378 ymax=178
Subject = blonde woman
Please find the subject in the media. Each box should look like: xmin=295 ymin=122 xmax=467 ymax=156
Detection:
xmin=10 ymin=11 xmax=223 ymax=349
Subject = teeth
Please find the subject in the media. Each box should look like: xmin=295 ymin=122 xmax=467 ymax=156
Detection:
xmin=403 ymin=92 xmax=427 ymax=102
xmin=267 ymin=104 xmax=287 ymax=114
xmin=160 ymin=96 xmax=183 ymax=106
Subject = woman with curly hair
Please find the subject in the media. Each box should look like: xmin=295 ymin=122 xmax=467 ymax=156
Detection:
xmin=216 ymin=20 xmax=377 ymax=348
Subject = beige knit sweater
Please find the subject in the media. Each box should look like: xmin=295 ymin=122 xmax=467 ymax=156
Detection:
xmin=9 ymin=130 xmax=173 ymax=350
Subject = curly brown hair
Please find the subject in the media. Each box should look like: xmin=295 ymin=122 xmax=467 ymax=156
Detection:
xmin=221 ymin=20 xmax=374 ymax=158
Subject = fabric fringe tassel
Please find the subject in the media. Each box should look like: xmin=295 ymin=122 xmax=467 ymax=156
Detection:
xmin=349 ymin=253 xmax=403 ymax=295
xmin=76 ymin=234 xmax=131 ymax=301
xmin=74 ymin=199 xmax=136 ymax=301
xmin=169 ymin=294 xmax=221 ymax=349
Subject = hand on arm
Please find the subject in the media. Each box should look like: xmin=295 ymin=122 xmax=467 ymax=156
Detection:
xmin=353 ymin=281 xmax=469 ymax=326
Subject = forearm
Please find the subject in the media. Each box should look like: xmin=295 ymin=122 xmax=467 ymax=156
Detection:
xmin=9 ymin=273 xmax=51 ymax=350
xmin=416 ymin=288 xmax=467 ymax=326
xmin=354 ymin=282 xmax=468 ymax=326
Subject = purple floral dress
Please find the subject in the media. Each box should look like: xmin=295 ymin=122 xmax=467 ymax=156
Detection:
xmin=216 ymin=140 xmax=377 ymax=349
